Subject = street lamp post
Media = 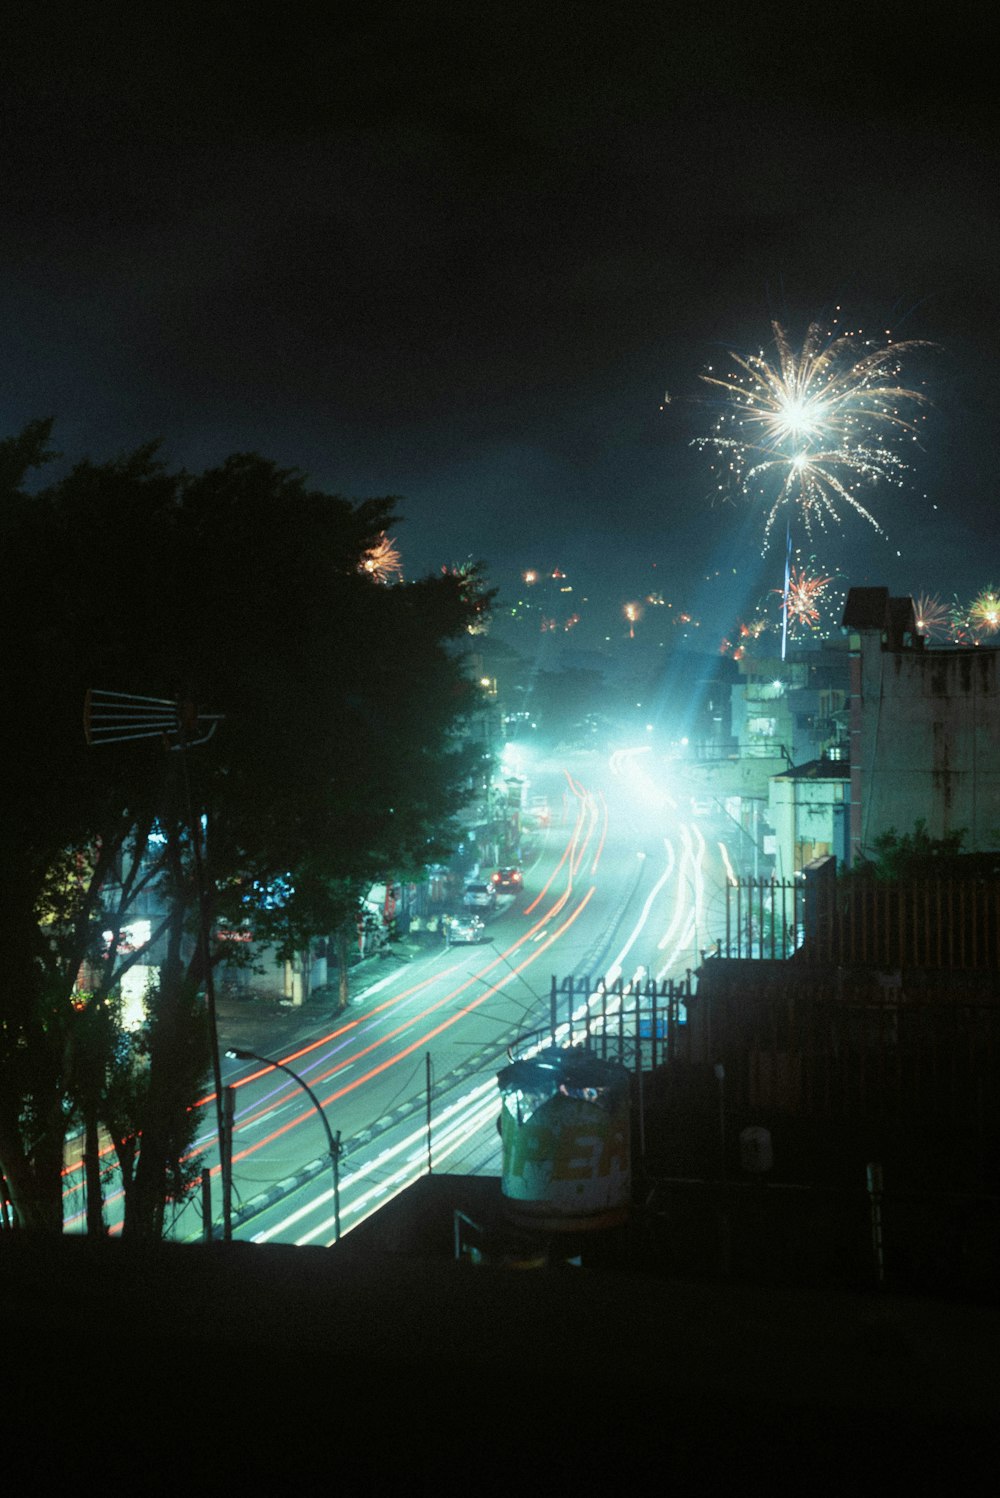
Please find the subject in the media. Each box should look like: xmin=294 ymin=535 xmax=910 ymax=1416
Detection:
xmin=225 ymin=1048 xmax=342 ymax=1241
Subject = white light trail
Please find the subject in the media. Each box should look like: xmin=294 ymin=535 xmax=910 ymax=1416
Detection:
xmin=251 ymin=1073 xmax=500 ymax=1246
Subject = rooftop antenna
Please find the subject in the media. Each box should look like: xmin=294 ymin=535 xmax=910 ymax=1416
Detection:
xmin=84 ymin=688 xmax=223 ymax=749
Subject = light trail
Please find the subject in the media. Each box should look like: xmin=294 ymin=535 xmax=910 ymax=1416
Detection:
xmin=228 ymin=885 xmax=597 ymax=1170
xmin=523 ymin=771 xmax=589 ymax=915
xmin=656 ymin=822 xmax=708 ymax=978
xmin=227 ymin=793 xmax=601 ymax=1167
xmin=251 ymin=1074 xmax=501 ymax=1246
xmin=603 ymin=843 xmax=675 ymax=988
xmin=62 ymin=759 xmax=647 ymax=1243
xmin=257 ymin=779 xmax=733 ymax=1250
xmin=62 ymin=963 xmax=460 ymax=1217
xmin=719 ymin=841 xmax=738 ymax=884
xmin=256 ymin=907 xmax=661 ymax=1251
xmin=62 ymin=766 xmax=599 ymax=1230
xmin=609 ymin=744 xmax=678 ymax=810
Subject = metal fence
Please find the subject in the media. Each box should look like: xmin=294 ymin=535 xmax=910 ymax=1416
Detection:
xmin=521 ymin=973 xmax=694 ymax=1072
xmin=723 ymin=876 xmax=803 ymax=959
xmin=723 ymin=873 xmax=1000 ymax=969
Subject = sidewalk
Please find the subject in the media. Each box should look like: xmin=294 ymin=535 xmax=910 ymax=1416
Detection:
xmin=214 ymin=935 xmax=434 ymax=1057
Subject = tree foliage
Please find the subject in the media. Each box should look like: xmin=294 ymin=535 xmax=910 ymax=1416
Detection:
xmin=864 ymin=820 xmax=969 ymax=881
xmin=0 ymin=427 xmax=489 ymax=1233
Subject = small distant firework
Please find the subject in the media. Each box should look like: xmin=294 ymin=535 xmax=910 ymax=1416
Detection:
xmin=944 ymin=588 xmax=1000 ymax=643
xmin=776 ymin=566 xmax=834 ymax=630
xmin=694 ymin=318 xmax=932 ymax=548
xmin=360 ymin=533 xmax=403 ymax=583
xmin=624 ymin=601 xmax=641 ymax=638
xmin=913 ymin=592 xmax=949 ymax=640
xmin=720 ymin=612 xmax=769 ymax=660
xmin=442 ymin=559 xmax=490 ymax=633
xmin=947 ymin=596 xmax=974 ymax=643
xmin=970 ymin=585 xmax=1000 ymax=638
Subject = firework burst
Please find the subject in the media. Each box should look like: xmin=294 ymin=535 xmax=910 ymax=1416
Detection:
xmin=946 ymin=595 xmax=978 ymax=643
xmin=969 ymin=585 xmax=1000 ymax=638
xmin=694 ymin=318 xmax=931 ymax=547
xmin=360 ymin=533 xmax=403 ymax=583
xmin=721 ymin=612 xmax=771 ymax=660
xmin=776 ymin=566 xmax=834 ymax=630
xmin=913 ymin=592 xmax=949 ymax=640
xmin=442 ymin=559 xmax=491 ymax=633
xmin=719 ymin=614 xmax=768 ymax=660
xmin=741 ymin=615 xmax=769 ymax=643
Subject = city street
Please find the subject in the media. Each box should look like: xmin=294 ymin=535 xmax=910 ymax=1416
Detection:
xmin=61 ymin=748 xmax=740 ymax=1243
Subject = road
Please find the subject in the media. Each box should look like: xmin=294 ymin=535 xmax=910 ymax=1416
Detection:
xmin=62 ymin=747 xmax=743 ymax=1243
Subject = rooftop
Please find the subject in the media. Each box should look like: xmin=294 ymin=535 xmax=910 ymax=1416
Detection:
xmin=5 ymin=1192 xmax=998 ymax=1482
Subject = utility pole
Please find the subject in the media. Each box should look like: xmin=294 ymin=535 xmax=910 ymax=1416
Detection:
xmin=425 ymin=1052 xmax=433 ymax=1174
xmin=222 ymin=1085 xmax=235 ymax=1243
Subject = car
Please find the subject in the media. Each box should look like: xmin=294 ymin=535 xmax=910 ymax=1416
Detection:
xmin=491 ymin=866 xmax=523 ymax=892
xmin=462 ymin=882 xmax=496 ymax=909
xmin=446 ymin=912 xmax=485 ymax=944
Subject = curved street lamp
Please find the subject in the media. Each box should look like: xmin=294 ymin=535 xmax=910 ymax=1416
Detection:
xmin=225 ymin=1048 xmax=342 ymax=1241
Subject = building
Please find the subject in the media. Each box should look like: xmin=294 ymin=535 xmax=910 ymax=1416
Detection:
xmin=768 ymin=754 xmax=850 ymax=878
xmin=843 ymin=587 xmax=1000 ymax=863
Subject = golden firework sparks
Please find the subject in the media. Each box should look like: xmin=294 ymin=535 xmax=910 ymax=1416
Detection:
xmin=695 ymin=317 xmax=932 ymax=547
xmin=914 ymin=592 xmax=949 ymax=640
xmin=360 ymin=533 xmax=403 ymax=583
xmin=776 ymin=566 xmax=834 ymax=629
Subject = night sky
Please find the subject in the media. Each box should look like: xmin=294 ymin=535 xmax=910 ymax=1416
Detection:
xmin=3 ymin=6 xmax=997 ymax=651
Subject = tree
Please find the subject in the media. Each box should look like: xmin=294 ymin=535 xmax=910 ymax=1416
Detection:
xmin=0 ymin=430 xmax=489 ymax=1233
xmin=1 ymin=436 xmax=200 ymax=1231
xmin=864 ymin=820 xmax=969 ymax=880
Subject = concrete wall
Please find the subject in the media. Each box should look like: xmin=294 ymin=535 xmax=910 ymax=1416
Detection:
xmin=854 ymin=641 xmax=1000 ymax=856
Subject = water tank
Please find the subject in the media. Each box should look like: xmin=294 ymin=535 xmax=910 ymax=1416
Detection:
xmin=496 ymin=1047 xmax=631 ymax=1232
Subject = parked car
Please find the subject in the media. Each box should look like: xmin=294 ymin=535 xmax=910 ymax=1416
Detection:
xmin=491 ymin=866 xmax=523 ymax=892
xmin=446 ymin=912 xmax=486 ymax=944
xmin=462 ymin=882 xmax=496 ymax=909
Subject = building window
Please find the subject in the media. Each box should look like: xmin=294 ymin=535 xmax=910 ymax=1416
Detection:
xmin=748 ymin=717 xmax=776 ymax=738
